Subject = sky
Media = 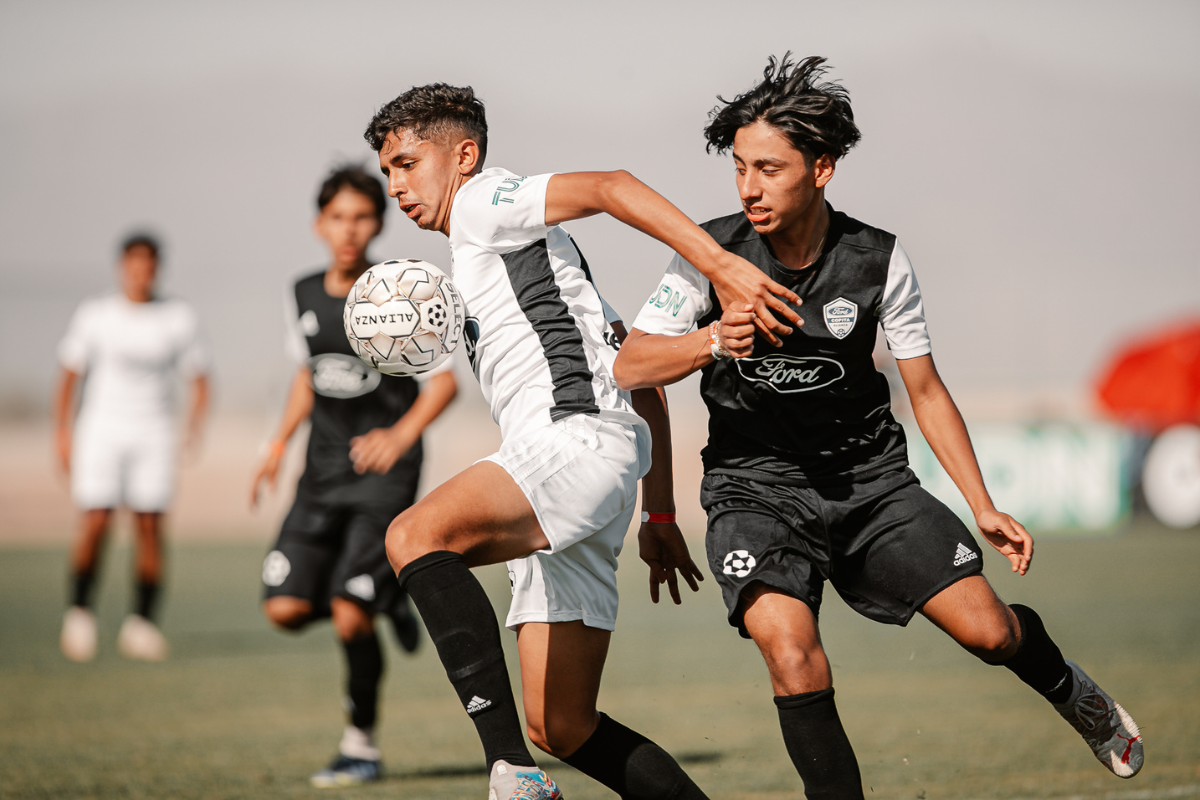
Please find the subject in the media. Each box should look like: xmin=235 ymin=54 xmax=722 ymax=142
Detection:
xmin=1 ymin=0 xmax=1197 ymax=415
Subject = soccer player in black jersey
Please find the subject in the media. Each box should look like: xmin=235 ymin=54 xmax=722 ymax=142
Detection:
xmin=250 ymin=166 xmax=458 ymax=787
xmin=615 ymin=55 xmax=1144 ymax=796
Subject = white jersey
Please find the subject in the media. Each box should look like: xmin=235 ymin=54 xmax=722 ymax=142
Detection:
xmin=58 ymin=293 xmax=209 ymax=426
xmin=448 ymin=168 xmax=632 ymax=441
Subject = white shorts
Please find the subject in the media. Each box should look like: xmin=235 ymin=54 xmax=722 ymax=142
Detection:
xmin=483 ymin=411 xmax=651 ymax=632
xmin=72 ymin=416 xmax=178 ymax=512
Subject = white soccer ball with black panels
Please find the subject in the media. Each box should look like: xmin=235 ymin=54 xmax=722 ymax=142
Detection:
xmin=344 ymin=259 xmax=465 ymax=376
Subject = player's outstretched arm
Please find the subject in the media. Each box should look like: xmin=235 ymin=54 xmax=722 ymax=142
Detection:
xmin=250 ymin=366 xmax=314 ymax=508
xmin=545 ymin=171 xmax=801 ymax=345
xmin=53 ymin=367 xmax=80 ymax=476
xmin=184 ymin=374 xmax=210 ymax=456
xmin=614 ymin=305 xmax=757 ymax=391
xmin=350 ymin=370 xmax=458 ymax=475
xmin=897 ymin=354 xmax=1033 ymax=575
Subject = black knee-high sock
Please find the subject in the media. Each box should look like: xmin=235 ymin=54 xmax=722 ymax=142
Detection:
xmin=398 ymin=551 xmax=535 ymax=769
xmin=70 ymin=570 xmax=96 ymax=609
xmin=135 ymin=581 xmax=160 ymax=620
xmin=775 ymin=689 xmax=863 ymax=800
xmin=562 ymin=713 xmax=708 ymax=800
xmin=1000 ymin=604 xmax=1074 ymax=704
xmin=343 ymin=633 xmax=385 ymax=731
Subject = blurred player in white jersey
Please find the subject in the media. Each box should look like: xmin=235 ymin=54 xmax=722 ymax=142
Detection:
xmin=55 ymin=234 xmax=210 ymax=663
xmin=364 ymin=83 xmax=799 ymax=800
xmin=250 ymin=166 xmax=457 ymax=787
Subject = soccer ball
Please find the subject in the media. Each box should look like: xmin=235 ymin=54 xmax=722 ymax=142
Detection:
xmin=722 ymin=549 xmax=757 ymax=578
xmin=343 ymin=259 xmax=466 ymax=376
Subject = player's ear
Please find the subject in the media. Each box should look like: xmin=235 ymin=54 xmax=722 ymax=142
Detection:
xmin=455 ymin=139 xmax=481 ymax=176
xmin=813 ymin=154 xmax=836 ymax=189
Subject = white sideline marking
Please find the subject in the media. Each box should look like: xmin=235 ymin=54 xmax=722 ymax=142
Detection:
xmin=971 ymin=786 xmax=1200 ymax=800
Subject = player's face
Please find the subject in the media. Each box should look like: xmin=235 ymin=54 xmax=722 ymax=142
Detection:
xmin=120 ymin=245 xmax=158 ymax=302
xmin=732 ymin=121 xmax=834 ymax=237
xmin=314 ymin=188 xmax=382 ymax=268
xmin=378 ymin=128 xmax=478 ymax=236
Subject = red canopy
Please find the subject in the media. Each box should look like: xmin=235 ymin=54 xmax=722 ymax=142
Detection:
xmin=1096 ymin=320 xmax=1200 ymax=431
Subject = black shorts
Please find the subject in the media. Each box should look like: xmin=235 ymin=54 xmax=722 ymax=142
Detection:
xmin=700 ymin=468 xmax=984 ymax=637
xmin=261 ymin=485 xmax=417 ymax=617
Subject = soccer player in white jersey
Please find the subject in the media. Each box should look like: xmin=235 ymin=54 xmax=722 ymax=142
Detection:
xmin=55 ymin=234 xmax=210 ymax=663
xmin=363 ymin=83 xmax=795 ymax=800
xmin=614 ymin=55 xmax=1144 ymax=796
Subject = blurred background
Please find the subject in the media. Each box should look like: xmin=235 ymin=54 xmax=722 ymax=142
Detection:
xmin=1 ymin=2 xmax=1198 ymax=798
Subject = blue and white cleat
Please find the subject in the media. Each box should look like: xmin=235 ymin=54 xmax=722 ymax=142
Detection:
xmin=487 ymin=760 xmax=563 ymax=800
xmin=1054 ymin=660 xmax=1144 ymax=778
xmin=310 ymin=754 xmax=382 ymax=787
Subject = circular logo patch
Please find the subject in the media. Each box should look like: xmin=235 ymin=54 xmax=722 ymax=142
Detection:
xmin=262 ymin=550 xmax=291 ymax=587
xmin=722 ymin=549 xmax=757 ymax=578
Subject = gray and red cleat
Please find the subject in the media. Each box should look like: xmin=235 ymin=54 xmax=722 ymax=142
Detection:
xmin=1054 ymin=660 xmax=1143 ymax=778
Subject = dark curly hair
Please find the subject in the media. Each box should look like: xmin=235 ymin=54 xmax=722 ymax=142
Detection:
xmin=364 ymin=83 xmax=488 ymax=163
xmin=704 ymin=54 xmax=860 ymax=164
xmin=120 ymin=232 xmax=161 ymax=259
xmin=316 ymin=164 xmax=387 ymax=220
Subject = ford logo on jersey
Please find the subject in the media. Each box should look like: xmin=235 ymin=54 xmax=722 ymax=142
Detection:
xmin=736 ymin=355 xmax=846 ymax=393
xmin=308 ymin=353 xmax=382 ymax=398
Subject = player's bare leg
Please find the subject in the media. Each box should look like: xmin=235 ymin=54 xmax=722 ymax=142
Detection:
xmin=61 ymin=508 xmax=113 ymax=661
xmin=742 ymin=584 xmax=863 ymax=799
xmin=118 ymin=511 xmax=169 ymax=660
xmin=389 ymin=463 xmax=707 ymax=799
xmin=922 ymin=575 xmax=1143 ymax=777
xmin=263 ymin=596 xmax=314 ymax=630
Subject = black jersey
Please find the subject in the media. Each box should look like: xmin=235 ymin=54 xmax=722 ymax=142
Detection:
xmin=631 ymin=206 xmax=932 ymax=486
xmin=286 ymin=270 xmax=423 ymax=505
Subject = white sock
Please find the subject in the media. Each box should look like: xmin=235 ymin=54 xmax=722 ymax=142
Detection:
xmin=339 ymin=726 xmax=381 ymax=761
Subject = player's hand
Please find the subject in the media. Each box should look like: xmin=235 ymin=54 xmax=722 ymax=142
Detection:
xmin=55 ymin=427 xmax=71 ymax=476
xmin=638 ymin=521 xmax=704 ymax=605
xmin=717 ymin=304 xmax=758 ymax=359
xmin=976 ymin=509 xmax=1033 ymax=575
xmin=708 ymin=252 xmax=801 ymax=347
xmin=250 ymin=445 xmax=284 ymax=509
xmin=350 ymin=425 xmax=416 ymax=475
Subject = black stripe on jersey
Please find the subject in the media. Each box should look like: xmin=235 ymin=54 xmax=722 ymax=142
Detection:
xmin=501 ymin=239 xmax=599 ymax=421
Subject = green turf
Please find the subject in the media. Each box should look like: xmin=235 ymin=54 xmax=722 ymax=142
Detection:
xmin=2 ymin=520 xmax=1198 ymax=799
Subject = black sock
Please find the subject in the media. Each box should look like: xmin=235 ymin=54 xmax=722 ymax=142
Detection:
xmin=135 ymin=581 xmax=160 ymax=620
xmin=562 ymin=713 xmax=708 ymax=800
xmin=775 ymin=688 xmax=863 ymax=800
xmin=398 ymin=551 xmax=535 ymax=769
xmin=1000 ymin=604 xmax=1074 ymax=704
xmin=71 ymin=570 xmax=96 ymax=609
xmin=343 ymin=633 xmax=385 ymax=731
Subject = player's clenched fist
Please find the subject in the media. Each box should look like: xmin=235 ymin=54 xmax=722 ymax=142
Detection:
xmin=716 ymin=303 xmax=759 ymax=359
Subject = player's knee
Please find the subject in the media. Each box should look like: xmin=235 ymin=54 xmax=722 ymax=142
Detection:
xmin=263 ymin=597 xmax=312 ymax=631
xmin=385 ymin=512 xmax=444 ymax=572
xmin=331 ymin=599 xmax=373 ymax=642
xmin=963 ymin=614 xmax=1019 ymax=662
xmin=762 ymin=641 xmax=830 ymax=695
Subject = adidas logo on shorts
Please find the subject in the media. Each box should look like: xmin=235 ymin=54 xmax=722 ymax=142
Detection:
xmin=953 ymin=542 xmax=978 ymax=567
xmin=466 ymin=695 xmax=492 ymax=715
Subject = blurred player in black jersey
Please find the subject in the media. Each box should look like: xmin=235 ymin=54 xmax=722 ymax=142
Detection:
xmin=616 ymin=55 xmax=1144 ymax=796
xmin=250 ymin=165 xmax=457 ymax=787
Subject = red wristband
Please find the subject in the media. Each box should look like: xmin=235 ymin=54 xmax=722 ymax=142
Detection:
xmin=641 ymin=512 xmax=676 ymax=524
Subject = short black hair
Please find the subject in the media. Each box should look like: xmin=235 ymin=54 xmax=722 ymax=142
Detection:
xmin=705 ymin=54 xmax=861 ymax=164
xmin=317 ymin=165 xmax=387 ymax=220
xmin=364 ymin=83 xmax=488 ymax=163
xmin=120 ymin=232 xmax=161 ymax=259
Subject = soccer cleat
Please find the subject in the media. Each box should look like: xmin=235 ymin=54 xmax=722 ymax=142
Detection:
xmin=310 ymin=754 xmax=382 ymax=787
xmin=388 ymin=590 xmax=421 ymax=653
xmin=1054 ymin=660 xmax=1143 ymax=778
xmin=60 ymin=606 xmax=98 ymax=662
xmin=116 ymin=614 xmax=169 ymax=661
xmin=488 ymin=760 xmax=563 ymax=800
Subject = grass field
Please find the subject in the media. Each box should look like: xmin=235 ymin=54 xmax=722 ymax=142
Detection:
xmin=2 ymin=520 xmax=1198 ymax=799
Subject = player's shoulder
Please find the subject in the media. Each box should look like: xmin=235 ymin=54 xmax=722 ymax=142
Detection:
xmin=830 ymin=207 xmax=898 ymax=257
xmin=455 ymin=167 xmax=529 ymax=207
xmin=699 ymin=211 xmax=757 ymax=247
xmin=292 ymin=269 xmax=326 ymax=293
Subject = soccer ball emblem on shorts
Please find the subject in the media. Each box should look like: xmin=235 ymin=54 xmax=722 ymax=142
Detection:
xmin=723 ymin=550 xmax=757 ymax=578
xmin=344 ymin=259 xmax=466 ymax=376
